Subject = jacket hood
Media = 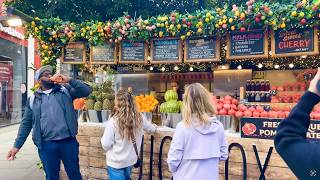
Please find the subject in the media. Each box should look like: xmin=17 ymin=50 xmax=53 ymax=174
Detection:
xmin=192 ymin=116 xmax=221 ymax=135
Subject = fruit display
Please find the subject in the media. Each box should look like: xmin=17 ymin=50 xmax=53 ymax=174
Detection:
xmin=270 ymin=82 xmax=307 ymax=92
xmin=271 ymin=94 xmax=302 ymax=103
xmin=85 ymin=99 xmax=95 ymax=110
xmin=214 ymin=95 xmax=239 ymax=116
xmin=103 ymin=99 xmax=113 ymax=110
xmin=94 ymin=101 xmax=103 ymax=111
xmin=160 ymin=90 xmax=182 ymax=113
xmin=135 ymin=94 xmax=159 ymax=112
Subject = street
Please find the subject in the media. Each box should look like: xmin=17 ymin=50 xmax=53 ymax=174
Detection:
xmin=0 ymin=125 xmax=44 ymax=180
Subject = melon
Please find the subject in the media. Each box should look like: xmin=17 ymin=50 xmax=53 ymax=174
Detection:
xmin=164 ymin=90 xmax=178 ymax=102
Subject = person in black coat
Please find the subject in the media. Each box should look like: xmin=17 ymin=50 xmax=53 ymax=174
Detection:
xmin=275 ymin=68 xmax=320 ymax=179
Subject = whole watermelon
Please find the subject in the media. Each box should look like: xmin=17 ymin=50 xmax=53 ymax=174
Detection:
xmin=165 ymin=100 xmax=180 ymax=113
xmin=160 ymin=102 xmax=167 ymax=113
xmin=165 ymin=90 xmax=178 ymax=102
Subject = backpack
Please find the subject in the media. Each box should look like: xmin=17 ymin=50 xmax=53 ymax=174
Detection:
xmin=29 ymin=86 xmax=72 ymax=110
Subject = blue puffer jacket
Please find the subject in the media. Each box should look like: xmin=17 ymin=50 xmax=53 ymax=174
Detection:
xmin=14 ymin=79 xmax=92 ymax=149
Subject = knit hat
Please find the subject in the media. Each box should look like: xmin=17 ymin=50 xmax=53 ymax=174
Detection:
xmin=34 ymin=65 xmax=53 ymax=81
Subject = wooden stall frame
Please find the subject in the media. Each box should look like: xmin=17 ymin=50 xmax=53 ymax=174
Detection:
xmin=183 ymin=36 xmax=220 ymax=63
xmin=226 ymin=30 xmax=269 ymax=60
xmin=271 ymin=27 xmax=319 ymax=58
xmin=150 ymin=37 xmax=183 ymax=64
xmin=118 ymin=40 xmax=148 ymax=64
xmin=61 ymin=42 xmax=86 ymax=64
xmin=89 ymin=42 xmax=117 ymax=65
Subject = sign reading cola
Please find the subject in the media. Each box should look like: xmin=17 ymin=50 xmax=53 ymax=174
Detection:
xmin=271 ymin=27 xmax=319 ymax=57
xmin=241 ymin=118 xmax=320 ymax=140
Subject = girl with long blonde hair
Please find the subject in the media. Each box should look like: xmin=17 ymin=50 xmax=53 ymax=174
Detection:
xmin=167 ymin=83 xmax=228 ymax=180
xmin=101 ymin=89 xmax=156 ymax=180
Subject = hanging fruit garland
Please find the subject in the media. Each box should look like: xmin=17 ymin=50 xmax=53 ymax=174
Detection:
xmin=24 ymin=0 xmax=320 ymax=69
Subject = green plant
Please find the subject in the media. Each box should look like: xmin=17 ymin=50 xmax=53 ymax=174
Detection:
xmin=94 ymin=101 xmax=103 ymax=111
xmin=85 ymin=99 xmax=95 ymax=110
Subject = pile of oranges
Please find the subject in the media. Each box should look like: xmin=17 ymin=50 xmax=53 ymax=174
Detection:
xmin=135 ymin=94 xmax=159 ymax=112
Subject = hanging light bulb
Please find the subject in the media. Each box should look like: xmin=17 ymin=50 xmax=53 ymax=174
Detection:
xmin=274 ymin=64 xmax=280 ymax=69
xmin=149 ymin=66 xmax=154 ymax=71
xmin=161 ymin=67 xmax=166 ymax=72
xmin=289 ymin=63 xmax=294 ymax=68
xmin=224 ymin=46 xmax=227 ymax=50
xmin=174 ymin=66 xmax=179 ymax=71
xmin=221 ymin=65 xmax=227 ymax=70
xmin=189 ymin=67 xmax=194 ymax=72
xmin=147 ymin=56 xmax=151 ymax=61
xmin=258 ymin=63 xmax=263 ymax=69
xmin=237 ymin=65 xmax=242 ymax=70
xmin=301 ymin=55 xmax=307 ymax=59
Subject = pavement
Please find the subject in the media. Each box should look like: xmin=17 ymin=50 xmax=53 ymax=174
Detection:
xmin=0 ymin=124 xmax=45 ymax=180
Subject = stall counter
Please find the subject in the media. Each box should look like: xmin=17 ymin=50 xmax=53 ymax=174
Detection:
xmin=60 ymin=123 xmax=297 ymax=180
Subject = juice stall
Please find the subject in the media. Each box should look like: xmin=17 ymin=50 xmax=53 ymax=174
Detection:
xmin=23 ymin=1 xmax=320 ymax=179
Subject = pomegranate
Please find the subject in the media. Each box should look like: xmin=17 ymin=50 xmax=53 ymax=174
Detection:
xmin=230 ymin=104 xmax=237 ymax=110
xmin=235 ymin=111 xmax=243 ymax=118
xmin=239 ymin=105 xmax=247 ymax=112
xmin=228 ymin=109 xmax=236 ymax=116
xmin=284 ymin=111 xmax=290 ymax=118
xmin=232 ymin=99 xmax=239 ymax=105
xmin=225 ymin=95 xmax=232 ymax=100
xmin=314 ymin=113 xmax=320 ymax=120
xmin=244 ymin=110 xmax=252 ymax=117
xmin=260 ymin=111 xmax=268 ymax=118
xmin=252 ymin=111 xmax=260 ymax=117
xmin=219 ymin=109 xmax=227 ymax=115
xmin=223 ymin=104 xmax=231 ymax=111
xmin=278 ymin=111 xmax=286 ymax=119
xmin=256 ymin=106 xmax=264 ymax=113
xmin=248 ymin=107 xmax=256 ymax=112
xmin=224 ymin=100 xmax=232 ymax=104
xmin=216 ymin=104 xmax=223 ymax=111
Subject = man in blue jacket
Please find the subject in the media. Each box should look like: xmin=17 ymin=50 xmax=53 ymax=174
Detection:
xmin=6 ymin=65 xmax=91 ymax=180
xmin=275 ymin=68 xmax=320 ymax=179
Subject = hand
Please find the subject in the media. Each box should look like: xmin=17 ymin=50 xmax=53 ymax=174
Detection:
xmin=308 ymin=68 xmax=320 ymax=96
xmin=50 ymin=74 xmax=71 ymax=84
xmin=7 ymin=148 xmax=19 ymax=161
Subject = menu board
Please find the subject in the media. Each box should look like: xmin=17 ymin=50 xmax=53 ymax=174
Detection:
xmin=184 ymin=36 xmax=220 ymax=62
xmin=119 ymin=41 xmax=147 ymax=64
xmin=227 ymin=30 xmax=268 ymax=59
xmin=62 ymin=42 xmax=86 ymax=64
xmin=150 ymin=38 xmax=182 ymax=64
xmin=271 ymin=27 xmax=319 ymax=57
xmin=90 ymin=43 xmax=116 ymax=64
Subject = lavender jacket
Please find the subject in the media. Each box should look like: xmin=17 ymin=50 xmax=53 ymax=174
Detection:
xmin=167 ymin=117 xmax=228 ymax=180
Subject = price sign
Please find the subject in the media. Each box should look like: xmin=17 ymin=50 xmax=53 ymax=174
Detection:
xmin=90 ymin=43 xmax=117 ymax=64
xmin=184 ymin=36 xmax=220 ymax=63
xmin=271 ymin=27 xmax=319 ymax=57
xmin=62 ymin=42 xmax=86 ymax=64
xmin=119 ymin=41 xmax=148 ymax=64
xmin=150 ymin=38 xmax=182 ymax=64
xmin=227 ymin=30 xmax=268 ymax=59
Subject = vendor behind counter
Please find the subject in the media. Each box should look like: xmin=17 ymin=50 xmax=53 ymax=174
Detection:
xmin=171 ymin=81 xmax=184 ymax=101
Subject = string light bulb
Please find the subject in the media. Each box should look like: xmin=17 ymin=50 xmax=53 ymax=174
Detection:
xmin=149 ymin=66 xmax=154 ymax=71
xmin=221 ymin=65 xmax=227 ymax=70
xmin=258 ymin=63 xmax=263 ymax=69
xmin=189 ymin=67 xmax=194 ymax=72
xmin=289 ymin=63 xmax=294 ymax=68
xmin=147 ymin=56 xmax=151 ymax=60
xmin=161 ymin=67 xmax=166 ymax=72
xmin=301 ymin=55 xmax=307 ymax=59
xmin=174 ymin=66 xmax=179 ymax=71
xmin=274 ymin=64 xmax=280 ymax=69
xmin=237 ymin=65 xmax=242 ymax=70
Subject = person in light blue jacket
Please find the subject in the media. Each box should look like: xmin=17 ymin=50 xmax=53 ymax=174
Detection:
xmin=167 ymin=83 xmax=228 ymax=180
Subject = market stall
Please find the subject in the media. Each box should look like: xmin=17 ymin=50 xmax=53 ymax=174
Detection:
xmin=22 ymin=0 xmax=320 ymax=179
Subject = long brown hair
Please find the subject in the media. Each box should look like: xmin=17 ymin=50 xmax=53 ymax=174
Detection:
xmin=114 ymin=89 xmax=142 ymax=140
xmin=182 ymin=83 xmax=217 ymax=125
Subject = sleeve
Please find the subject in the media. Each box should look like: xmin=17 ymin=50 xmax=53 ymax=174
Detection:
xmin=219 ymin=125 xmax=228 ymax=161
xmin=101 ymin=119 xmax=115 ymax=151
xmin=64 ymin=79 xmax=92 ymax=100
xmin=142 ymin=115 xmax=157 ymax=133
xmin=274 ymin=91 xmax=320 ymax=179
xmin=14 ymin=98 xmax=33 ymax=149
xmin=167 ymin=123 xmax=184 ymax=173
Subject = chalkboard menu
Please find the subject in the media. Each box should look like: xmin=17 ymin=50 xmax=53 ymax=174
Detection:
xmin=227 ymin=30 xmax=268 ymax=59
xmin=184 ymin=36 xmax=220 ymax=63
xmin=150 ymin=38 xmax=182 ymax=64
xmin=119 ymin=41 xmax=148 ymax=64
xmin=62 ymin=42 xmax=86 ymax=64
xmin=90 ymin=43 xmax=116 ymax=64
xmin=271 ymin=27 xmax=319 ymax=57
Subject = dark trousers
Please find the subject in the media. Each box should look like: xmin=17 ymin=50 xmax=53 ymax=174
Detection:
xmin=38 ymin=137 xmax=82 ymax=180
